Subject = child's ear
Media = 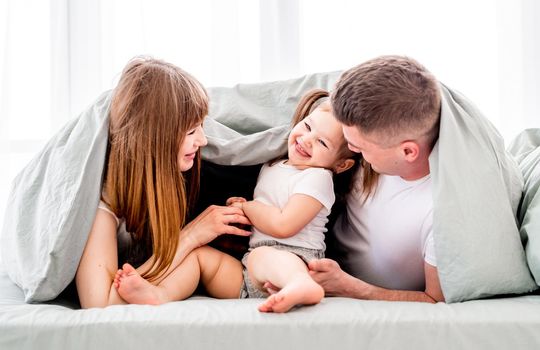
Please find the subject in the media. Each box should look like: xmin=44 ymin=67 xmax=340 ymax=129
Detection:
xmin=334 ymin=158 xmax=355 ymax=174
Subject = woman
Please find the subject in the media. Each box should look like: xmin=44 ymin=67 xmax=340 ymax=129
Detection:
xmin=76 ymin=56 xmax=250 ymax=308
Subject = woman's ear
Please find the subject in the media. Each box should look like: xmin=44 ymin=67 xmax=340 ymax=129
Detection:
xmin=334 ymin=158 xmax=355 ymax=174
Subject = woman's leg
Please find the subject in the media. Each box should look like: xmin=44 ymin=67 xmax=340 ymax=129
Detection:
xmin=115 ymin=245 xmax=243 ymax=304
xmin=114 ymin=251 xmax=201 ymax=305
xmin=247 ymin=246 xmax=324 ymax=313
xmin=76 ymin=210 xmax=125 ymax=308
xmin=194 ymin=245 xmax=244 ymax=299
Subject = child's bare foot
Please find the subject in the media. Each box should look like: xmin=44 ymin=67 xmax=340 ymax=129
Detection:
xmin=116 ymin=263 xmax=167 ymax=305
xmin=258 ymin=275 xmax=324 ymax=313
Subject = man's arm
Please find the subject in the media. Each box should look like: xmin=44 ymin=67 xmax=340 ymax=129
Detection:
xmin=308 ymin=259 xmax=445 ymax=303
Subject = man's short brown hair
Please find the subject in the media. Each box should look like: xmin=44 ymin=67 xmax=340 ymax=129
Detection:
xmin=331 ymin=55 xmax=441 ymax=146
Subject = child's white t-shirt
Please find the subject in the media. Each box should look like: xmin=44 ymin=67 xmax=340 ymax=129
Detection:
xmin=333 ymin=173 xmax=435 ymax=291
xmin=249 ymin=161 xmax=335 ymax=251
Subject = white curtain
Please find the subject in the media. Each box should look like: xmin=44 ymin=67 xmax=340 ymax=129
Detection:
xmin=0 ymin=0 xmax=539 ymax=227
xmin=497 ymin=0 xmax=540 ymax=140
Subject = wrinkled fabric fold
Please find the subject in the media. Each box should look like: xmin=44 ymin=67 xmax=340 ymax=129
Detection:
xmin=508 ymin=129 xmax=540 ymax=285
xmin=430 ymin=85 xmax=536 ymax=302
xmin=0 ymin=91 xmax=111 ymax=302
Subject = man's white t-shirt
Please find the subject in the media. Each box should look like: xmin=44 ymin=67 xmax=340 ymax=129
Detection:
xmin=249 ymin=161 xmax=335 ymax=251
xmin=333 ymin=173 xmax=436 ymax=291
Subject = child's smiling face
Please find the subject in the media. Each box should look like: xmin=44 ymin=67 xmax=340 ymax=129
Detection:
xmin=287 ymin=106 xmax=347 ymax=170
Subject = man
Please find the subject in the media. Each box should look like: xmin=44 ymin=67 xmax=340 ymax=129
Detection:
xmin=309 ymin=55 xmax=445 ymax=303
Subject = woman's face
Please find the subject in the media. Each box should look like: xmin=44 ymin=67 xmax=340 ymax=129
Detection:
xmin=178 ymin=123 xmax=207 ymax=172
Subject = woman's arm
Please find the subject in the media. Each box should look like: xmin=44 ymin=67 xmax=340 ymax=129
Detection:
xmin=76 ymin=209 xmax=126 ymax=308
xmin=143 ymin=205 xmax=252 ymax=280
xmin=241 ymin=194 xmax=323 ymax=238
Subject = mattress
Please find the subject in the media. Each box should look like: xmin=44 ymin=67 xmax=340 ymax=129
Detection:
xmin=1 ymin=262 xmax=540 ymax=350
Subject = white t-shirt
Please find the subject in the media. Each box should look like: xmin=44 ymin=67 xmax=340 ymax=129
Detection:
xmin=98 ymin=200 xmax=132 ymax=254
xmin=249 ymin=161 xmax=335 ymax=251
xmin=333 ymin=172 xmax=435 ymax=291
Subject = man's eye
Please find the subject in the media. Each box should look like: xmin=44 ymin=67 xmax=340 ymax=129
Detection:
xmin=304 ymin=122 xmax=311 ymax=131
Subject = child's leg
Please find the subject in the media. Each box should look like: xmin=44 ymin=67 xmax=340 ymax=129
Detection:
xmin=247 ymin=246 xmax=324 ymax=313
xmin=115 ymin=245 xmax=243 ymax=304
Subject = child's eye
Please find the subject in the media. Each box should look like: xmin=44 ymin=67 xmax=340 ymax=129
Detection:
xmin=304 ymin=121 xmax=311 ymax=131
xmin=318 ymin=139 xmax=328 ymax=148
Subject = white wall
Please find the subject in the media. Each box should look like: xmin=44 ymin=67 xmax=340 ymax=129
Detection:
xmin=0 ymin=0 xmax=538 ymax=229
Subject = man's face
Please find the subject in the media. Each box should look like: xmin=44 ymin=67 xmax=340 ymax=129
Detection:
xmin=342 ymin=124 xmax=402 ymax=176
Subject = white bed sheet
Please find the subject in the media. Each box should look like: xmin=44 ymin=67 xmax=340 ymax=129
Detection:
xmin=1 ymin=263 xmax=540 ymax=350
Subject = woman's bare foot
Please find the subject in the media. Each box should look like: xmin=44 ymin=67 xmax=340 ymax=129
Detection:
xmin=113 ymin=269 xmax=123 ymax=289
xmin=115 ymin=263 xmax=167 ymax=305
xmin=258 ymin=275 xmax=324 ymax=313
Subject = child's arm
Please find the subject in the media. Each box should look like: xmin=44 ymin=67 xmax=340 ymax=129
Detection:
xmin=241 ymin=194 xmax=323 ymax=238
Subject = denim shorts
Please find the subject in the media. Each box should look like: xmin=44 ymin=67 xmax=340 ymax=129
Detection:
xmin=239 ymin=240 xmax=325 ymax=299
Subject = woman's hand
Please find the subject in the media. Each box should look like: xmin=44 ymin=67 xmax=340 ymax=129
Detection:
xmin=182 ymin=205 xmax=251 ymax=248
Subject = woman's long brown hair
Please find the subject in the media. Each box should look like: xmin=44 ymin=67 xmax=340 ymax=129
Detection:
xmin=104 ymin=57 xmax=208 ymax=282
xmin=276 ymin=88 xmax=378 ymax=201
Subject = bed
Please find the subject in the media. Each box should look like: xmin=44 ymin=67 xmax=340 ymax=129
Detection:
xmin=1 ymin=71 xmax=540 ymax=349
xmin=2 ymin=262 xmax=540 ymax=350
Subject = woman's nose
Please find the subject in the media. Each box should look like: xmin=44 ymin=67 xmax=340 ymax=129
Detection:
xmin=197 ymin=127 xmax=208 ymax=147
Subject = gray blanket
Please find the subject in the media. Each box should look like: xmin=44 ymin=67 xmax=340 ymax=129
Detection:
xmin=508 ymin=129 xmax=540 ymax=285
xmin=429 ymin=85 xmax=536 ymax=302
xmin=0 ymin=91 xmax=110 ymax=302
xmin=203 ymin=72 xmax=341 ymax=165
xmin=0 ymin=72 xmax=536 ymax=303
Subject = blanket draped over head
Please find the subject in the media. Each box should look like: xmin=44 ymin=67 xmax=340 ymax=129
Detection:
xmin=429 ymin=85 xmax=536 ymax=302
xmin=1 ymin=72 xmax=537 ymax=303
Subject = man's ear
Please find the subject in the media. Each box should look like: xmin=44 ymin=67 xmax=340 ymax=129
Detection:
xmin=334 ymin=158 xmax=355 ymax=174
xmin=400 ymin=141 xmax=420 ymax=162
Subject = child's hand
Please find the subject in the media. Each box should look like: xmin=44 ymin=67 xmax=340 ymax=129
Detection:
xmin=226 ymin=196 xmax=247 ymax=208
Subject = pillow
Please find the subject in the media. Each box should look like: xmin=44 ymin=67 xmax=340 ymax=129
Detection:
xmin=0 ymin=92 xmax=110 ymax=302
xmin=508 ymin=128 xmax=540 ymax=285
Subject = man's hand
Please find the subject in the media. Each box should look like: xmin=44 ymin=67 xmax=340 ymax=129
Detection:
xmin=309 ymin=258 xmax=445 ymax=303
xmin=308 ymin=258 xmax=357 ymax=297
